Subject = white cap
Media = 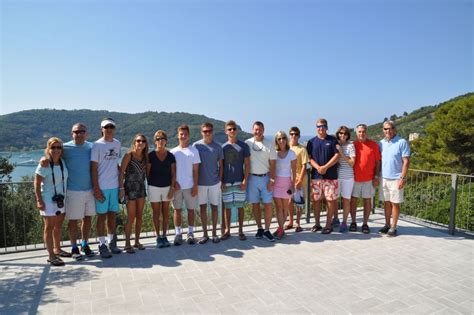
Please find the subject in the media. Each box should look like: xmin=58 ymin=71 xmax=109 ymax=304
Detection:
xmin=100 ymin=118 xmax=116 ymax=128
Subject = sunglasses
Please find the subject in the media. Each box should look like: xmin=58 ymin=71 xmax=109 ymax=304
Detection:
xmin=51 ymin=146 xmax=62 ymax=150
xmin=277 ymin=137 xmax=287 ymax=141
xmin=289 ymin=133 xmax=299 ymax=136
xmin=316 ymin=125 xmax=327 ymax=129
xmin=383 ymin=128 xmax=393 ymax=131
xmin=103 ymin=125 xmax=115 ymax=129
xmin=73 ymin=130 xmax=86 ymax=134
xmin=227 ymin=127 xmax=237 ymax=132
xmin=155 ymin=137 xmax=166 ymax=141
xmin=135 ymin=139 xmax=146 ymax=143
xmin=338 ymin=132 xmax=347 ymax=135
xmin=202 ymin=129 xmax=213 ymax=134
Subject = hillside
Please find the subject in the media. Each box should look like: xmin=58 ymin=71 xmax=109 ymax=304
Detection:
xmin=364 ymin=93 xmax=473 ymax=140
xmin=0 ymin=109 xmax=252 ymax=151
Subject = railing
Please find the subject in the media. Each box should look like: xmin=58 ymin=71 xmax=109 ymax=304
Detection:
xmin=1 ymin=169 xmax=473 ymax=253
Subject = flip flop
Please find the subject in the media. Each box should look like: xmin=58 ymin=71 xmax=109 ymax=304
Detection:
xmin=220 ymin=233 xmax=230 ymax=241
xmin=239 ymin=233 xmax=247 ymax=241
xmin=295 ymin=226 xmax=303 ymax=233
xmin=198 ymin=236 xmax=209 ymax=244
xmin=124 ymin=245 xmax=135 ymax=254
xmin=212 ymin=236 xmax=220 ymax=243
xmin=284 ymin=224 xmax=294 ymax=230
xmin=322 ymin=227 xmax=333 ymax=234
xmin=133 ymin=243 xmax=145 ymax=250
xmin=311 ymin=225 xmax=322 ymax=232
xmin=55 ymin=250 xmax=72 ymax=258
xmin=47 ymin=257 xmax=65 ymax=266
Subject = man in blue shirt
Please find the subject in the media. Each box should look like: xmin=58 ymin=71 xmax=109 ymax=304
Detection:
xmin=63 ymin=123 xmax=96 ymax=258
xmin=379 ymin=121 xmax=410 ymax=236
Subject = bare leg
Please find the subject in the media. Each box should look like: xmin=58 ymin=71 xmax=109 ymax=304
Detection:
xmin=96 ymin=213 xmax=107 ymax=238
xmin=134 ymin=198 xmax=145 ymax=244
xmin=287 ymin=199 xmax=294 ymax=227
xmin=324 ymin=200 xmax=335 ymax=229
xmin=44 ymin=217 xmax=55 ymax=260
xmin=187 ymin=209 xmax=195 ymax=228
xmin=106 ymin=212 xmax=116 ymax=235
xmin=238 ymin=207 xmax=245 ymax=234
xmin=350 ymin=197 xmax=358 ymax=224
xmin=224 ymin=208 xmax=232 ymax=235
xmin=68 ymin=219 xmax=78 ymax=246
xmin=342 ymin=198 xmax=351 ymax=224
xmin=252 ymin=203 xmax=262 ymax=229
xmin=53 ymin=213 xmax=65 ymax=254
xmin=82 ymin=216 xmax=92 ymax=243
xmin=125 ymin=200 xmax=137 ymax=247
xmin=211 ymin=205 xmax=218 ymax=237
xmin=273 ymin=198 xmax=284 ymax=228
xmin=174 ymin=209 xmax=182 ymax=232
xmin=362 ymin=198 xmax=371 ymax=225
xmin=313 ymin=199 xmax=321 ymax=226
xmin=200 ymin=204 xmax=209 ymax=237
xmin=161 ymin=201 xmax=170 ymax=236
xmin=383 ymin=201 xmax=392 ymax=226
xmin=391 ymin=203 xmax=400 ymax=229
xmin=263 ymin=203 xmax=273 ymax=230
xmin=151 ymin=202 xmax=162 ymax=236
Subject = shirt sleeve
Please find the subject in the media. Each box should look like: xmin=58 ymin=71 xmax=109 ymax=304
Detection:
xmin=192 ymin=147 xmax=201 ymax=164
xmin=35 ymin=164 xmax=47 ymax=178
xmin=401 ymin=139 xmax=411 ymax=157
xmin=91 ymin=143 xmax=99 ymax=162
xmin=349 ymin=143 xmax=356 ymax=158
xmin=290 ymin=150 xmax=297 ymax=161
xmin=306 ymin=140 xmax=312 ymax=158
xmin=269 ymin=144 xmax=277 ymax=160
xmin=243 ymin=142 xmax=251 ymax=158
xmin=301 ymin=147 xmax=310 ymax=164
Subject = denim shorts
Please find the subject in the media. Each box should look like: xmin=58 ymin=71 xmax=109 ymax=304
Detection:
xmin=246 ymin=174 xmax=273 ymax=204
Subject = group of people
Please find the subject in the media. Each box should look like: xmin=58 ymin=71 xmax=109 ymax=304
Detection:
xmin=34 ymin=117 xmax=410 ymax=266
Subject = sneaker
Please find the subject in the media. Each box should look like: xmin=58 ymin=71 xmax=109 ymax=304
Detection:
xmin=349 ymin=222 xmax=357 ymax=232
xmin=331 ymin=218 xmax=341 ymax=228
xmin=186 ymin=233 xmax=195 ymax=245
xmin=339 ymin=222 xmax=348 ymax=233
xmin=157 ymin=237 xmax=165 ymax=248
xmin=81 ymin=244 xmax=96 ymax=257
xmin=387 ymin=228 xmax=398 ymax=237
xmin=174 ymin=234 xmax=183 ymax=246
xmin=378 ymin=225 xmax=390 ymax=234
xmin=109 ymin=235 xmax=122 ymax=254
xmin=99 ymin=244 xmax=112 ymax=259
xmin=162 ymin=236 xmax=171 ymax=247
xmin=255 ymin=228 xmax=264 ymax=239
xmin=263 ymin=230 xmax=275 ymax=242
xmin=275 ymin=227 xmax=285 ymax=240
xmin=71 ymin=247 xmax=83 ymax=261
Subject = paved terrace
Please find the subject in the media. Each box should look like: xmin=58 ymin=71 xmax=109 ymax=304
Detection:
xmin=0 ymin=212 xmax=472 ymax=315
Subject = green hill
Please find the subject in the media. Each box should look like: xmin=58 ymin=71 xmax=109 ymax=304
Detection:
xmin=0 ymin=109 xmax=252 ymax=151
xmin=364 ymin=92 xmax=473 ymax=140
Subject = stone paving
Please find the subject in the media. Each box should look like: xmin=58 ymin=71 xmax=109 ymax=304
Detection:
xmin=0 ymin=212 xmax=472 ymax=314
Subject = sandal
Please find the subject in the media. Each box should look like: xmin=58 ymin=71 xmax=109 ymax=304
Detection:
xmin=198 ymin=236 xmax=209 ymax=244
xmin=311 ymin=225 xmax=322 ymax=232
xmin=349 ymin=222 xmax=357 ymax=232
xmin=55 ymin=250 xmax=72 ymax=258
xmin=322 ymin=227 xmax=333 ymax=234
xmin=124 ymin=245 xmax=135 ymax=254
xmin=220 ymin=233 xmax=230 ymax=241
xmin=284 ymin=224 xmax=294 ymax=230
xmin=133 ymin=243 xmax=145 ymax=250
xmin=212 ymin=236 xmax=220 ymax=243
xmin=47 ymin=257 xmax=65 ymax=266
xmin=239 ymin=233 xmax=247 ymax=241
xmin=295 ymin=226 xmax=303 ymax=233
xmin=362 ymin=224 xmax=370 ymax=234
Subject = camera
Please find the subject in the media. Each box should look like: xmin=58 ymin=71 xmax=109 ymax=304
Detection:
xmin=52 ymin=194 xmax=65 ymax=208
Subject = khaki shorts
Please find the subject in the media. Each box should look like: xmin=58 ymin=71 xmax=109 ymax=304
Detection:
xmin=65 ymin=190 xmax=96 ymax=220
xmin=149 ymin=185 xmax=173 ymax=202
xmin=352 ymin=180 xmax=375 ymax=199
xmin=172 ymin=188 xmax=197 ymax=210
xmin=198 ymin=182 xmax=221 ymax=206
xmin=381 ymin=178 xmax=404 ymax=203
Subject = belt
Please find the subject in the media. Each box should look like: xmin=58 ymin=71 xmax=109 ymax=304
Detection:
xmin=251 ymin=173 xmax=268 ymax=177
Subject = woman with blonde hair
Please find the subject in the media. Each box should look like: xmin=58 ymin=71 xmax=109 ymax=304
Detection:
xmin=35 ymin=137 xmax=69 ymax=266
xmin=272 ymin=131 xmax=297 ymax=240
xmin=119 ymin=134 xmax=148 ymax=253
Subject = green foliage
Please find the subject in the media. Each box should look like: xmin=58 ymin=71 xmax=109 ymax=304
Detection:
xmin=411 ymin=93 xmax=474 ymax=174
xmin=0 ymin=109 xmax=252 ymax=150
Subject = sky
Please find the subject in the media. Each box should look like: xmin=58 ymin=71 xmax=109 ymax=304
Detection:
xmin=1 ymin=0 xmax=472 ymax=136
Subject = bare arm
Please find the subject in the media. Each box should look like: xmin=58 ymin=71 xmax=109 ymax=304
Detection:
xmin=34 ymin=174 xmax=45 ymax=211
xmin=399 ymin=156 xmax=410 ymax=189
xmin=241 ymin=156 xmax=250 ymax=191
xmin=291 ymin=159 xmax=297 ymax=188
xmin=267 ymin=159 xmax=276 ymax=191
xmin=91 ymin=161 xmax=103 ymax=201
xmin=167 ymin=162 xmax=177 ymax=199
xmin=191 ymin=163 xmax=199 ymax=197
xmin=372 ymin=159 xmax=381 ymax=187
xmin=119 ymin=153 xmax=131 ymax=199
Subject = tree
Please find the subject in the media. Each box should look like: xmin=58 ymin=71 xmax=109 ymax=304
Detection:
xmin=0 ymin=157 xmax=13 ymax=181
xmin=412 ymin=94 xmax=474 ymax=174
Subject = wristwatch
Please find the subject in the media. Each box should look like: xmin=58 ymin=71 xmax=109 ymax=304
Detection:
xmin=270 ymin=178 xmax=275 ymax=183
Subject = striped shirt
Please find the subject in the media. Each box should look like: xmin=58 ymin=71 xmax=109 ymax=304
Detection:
xmin=338 ymin=142 xmax=355 ymax=180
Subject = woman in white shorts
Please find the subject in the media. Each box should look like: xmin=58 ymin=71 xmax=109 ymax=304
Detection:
xmin=273 ymin=131 xmax=297 ymax=240
xmin=34 ymin=137 xmax=69 ymax=266
xmin=147 ymin=130 xmax=176 ymax=248
xmin=335 ymin=126 xmax=356 ymax=233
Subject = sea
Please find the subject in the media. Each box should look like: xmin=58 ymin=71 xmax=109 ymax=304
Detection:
xmin=2 ymin=135 xmax=314 ymax=182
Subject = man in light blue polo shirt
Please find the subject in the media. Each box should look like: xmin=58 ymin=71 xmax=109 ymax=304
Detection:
xmin=379 ymin=121 xmax=410 ymax=236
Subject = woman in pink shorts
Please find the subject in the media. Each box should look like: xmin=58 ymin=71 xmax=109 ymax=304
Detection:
xmin=273 ymin=131 xmax=297 ymax=240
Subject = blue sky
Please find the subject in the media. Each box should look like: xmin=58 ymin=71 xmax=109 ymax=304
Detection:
xmin=1 ymin=0 xmax=472 ymax=135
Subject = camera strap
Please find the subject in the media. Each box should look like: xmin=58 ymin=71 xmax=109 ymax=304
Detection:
xmin=49 ymin=157 xmax=65 ymax=196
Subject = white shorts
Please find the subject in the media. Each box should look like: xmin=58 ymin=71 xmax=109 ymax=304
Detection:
xmin=149 ymin=185 xmax=173 ymax=202
xmin=352 ymin=180 xmax=375 ymax=199
xmin=338 ymin=178 xmax=354 ymax=199
xmin=65 ymin=190 xmax=96 ymax=220
xmin=381 ymin=178 xmax=404 ymax=203
xmin=172 ymin=188 xmax=197 ymax=210
xmin=40 ymin=200 xmax=66 ymax=217
xmin=198 ymin=182 xmax=221 ymax=206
